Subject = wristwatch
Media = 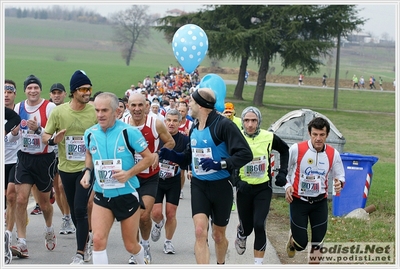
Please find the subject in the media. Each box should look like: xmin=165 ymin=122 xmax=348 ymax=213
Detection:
xmin=220 ymin=160 xmax=227 ymax=169
xmin=34 ymin=126 xmax=42 ymax=135
xmin=82 ymin=167 xmax=92 ymax=173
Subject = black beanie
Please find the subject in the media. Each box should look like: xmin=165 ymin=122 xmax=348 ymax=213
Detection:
xmin=24 ymin=75 xmax=42 ymax=91
xmin=70 ymin=70 xmax=92 ymax=93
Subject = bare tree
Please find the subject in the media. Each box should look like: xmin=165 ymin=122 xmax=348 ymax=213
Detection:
xmin=110 ymin=5 xmax=155 ymax=66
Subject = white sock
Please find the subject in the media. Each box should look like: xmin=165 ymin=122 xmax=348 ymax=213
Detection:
xmin=156 ymin=218 xmax=164 ymax=228
xmin=93 ymin=249 xmax=108 ymax=264
xmin=141 ymin=239 xmax=150 ymax=246
xmin=133 ymin=245 xmax=145 ymax=264
xmin=18 ymin=238 xmax=27 ymax=245
xmin=45 ymin=225 xmax=53 ymax=232
xmin=254 ymin=258 xmax=263 ymax=264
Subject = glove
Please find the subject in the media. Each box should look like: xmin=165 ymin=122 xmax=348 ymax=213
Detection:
xmin=275 ymin=172 xmax=287 ymax=187
xmin=199 ymin=158 xmax=221 ymax=172
xmin=236 ymin=180 xmax=252 ymax=194
xmin=159 ymin=148 xmax=184 ymax=165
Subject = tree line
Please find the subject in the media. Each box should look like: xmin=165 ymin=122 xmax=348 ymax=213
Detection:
xmin=5 ymin=6 xmax=108 ymax=24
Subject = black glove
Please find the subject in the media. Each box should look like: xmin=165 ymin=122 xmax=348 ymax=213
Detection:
xmin=199 ymin=158 xmax=221 ymax=172
xmin=236 ymin=180 xmax=252 ymax=194
xmin=275 ymin=172 xmax=287 ymax=187
xmin=159 ymin=148 xmax=184 ymax=165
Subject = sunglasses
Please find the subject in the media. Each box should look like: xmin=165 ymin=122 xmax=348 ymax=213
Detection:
xmin=76 ymin=87 xmax=92 ymax=93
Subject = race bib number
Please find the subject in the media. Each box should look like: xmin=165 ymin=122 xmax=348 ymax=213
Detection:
xmin=244 ymin=156 xmax=267 ymax=178
xmin=94 ymin=159 xmax=124 ymax=189
xmin=65 ymin=136 xmax=86 ymax=161
xmin=21 ymin=131 xmax=43 ymax=153
xmin=135 ymin=153 xmax=149 ymax=173
xmin=159 ymin=162 xmax=176 ymax=179
xmin=192 ymin=147 xmax=214 ymax=175
xmin=298 ymin=174 xmax=322 ymax=197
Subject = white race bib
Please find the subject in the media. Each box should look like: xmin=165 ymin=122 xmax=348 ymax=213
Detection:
xmin=244 ymin=155 xmax=267 ymax=178
xmin=94 ymin=159 xmax=124 ymax=189
xmin=65 ymin=136 xmax=86 ymax=161
xmin=298 ymin=174 xmax=322 ymax=197
xmin=21 ymin=131 xmax=43 ymax=153
xmin=192 ymin=147 xmax=215 ymax=175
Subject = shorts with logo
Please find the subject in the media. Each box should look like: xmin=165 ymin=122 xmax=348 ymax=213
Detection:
xmin=155 ymin=172 xmax=181 ymax=206
xmin=137 ymin=172 xmax=159 ymax=198
xmin=15 ymin=150 xmax=56 ymax=192
xmin=190 ymin=176 xmax=233 ymax=227
xmin=93 ymin=191 xmax=140 ymax=221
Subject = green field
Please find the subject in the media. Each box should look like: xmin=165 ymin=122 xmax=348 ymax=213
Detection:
xmin=5 ymin=17 xmax=396 ymax=246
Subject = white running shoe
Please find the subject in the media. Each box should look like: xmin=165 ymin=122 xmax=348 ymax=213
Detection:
xmin=84 ymin=232 xmax=93 ymax=262
xmin=70 ymin=254 xmax=84 ymax=264
xmin=234 ymin=225 xmax=246 ymax=255
xmin=141 ymin=241 xmax=152 ymax=264
xmin=5 ymin=231 xmax=12 ymax=264
xmin=151 ymin=219 xmax=164 ymax=242
xmin=44 ymin=227 xmax=56 ymax=251
xmin=60 ymin=217 xmax=76 ymax=235
xmin=163 ymin=241 xmax=175 ymax=254
xmin=128 ymin=255 xmax=137 ymax=264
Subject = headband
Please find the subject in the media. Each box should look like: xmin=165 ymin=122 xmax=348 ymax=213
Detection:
xmin=5 ymin=85 xmax=16 ymax=92
xmin=192 ymin=90 xmax=215 ymax=109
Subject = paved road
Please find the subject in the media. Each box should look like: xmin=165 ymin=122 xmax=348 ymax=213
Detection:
xmin=8 ymin=182 xmax=281 ymax=266
xmin=225 ymin=79 xmax=395 ymax=93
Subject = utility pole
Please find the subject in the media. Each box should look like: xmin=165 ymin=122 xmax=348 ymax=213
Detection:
xmin=333 ymin=32 xmax=341 ymax=110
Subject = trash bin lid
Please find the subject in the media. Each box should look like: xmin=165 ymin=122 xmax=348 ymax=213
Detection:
xmin=340 ymin=152 xmax=378 ymax=165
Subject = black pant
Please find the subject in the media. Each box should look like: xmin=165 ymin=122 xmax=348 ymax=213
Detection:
xmin=236 ymin=181 xmax=272 ymax=251
xmin=59 ymin=170 xmax=93 ymax=252
xmin=289 ymin=197 xmax=328 ymax=251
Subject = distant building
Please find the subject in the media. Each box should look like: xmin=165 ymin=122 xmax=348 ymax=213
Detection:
xmin=347 ymin=31 xmax=372 ymax=43
xmin=166 ymin=9 xmax=187 ymax=16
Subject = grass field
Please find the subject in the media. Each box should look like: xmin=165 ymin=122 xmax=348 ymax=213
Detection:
xmin=4 ymin=17 xmax=396 ymax=253
xmin=5 ymin=17 xmax=395 ymax=97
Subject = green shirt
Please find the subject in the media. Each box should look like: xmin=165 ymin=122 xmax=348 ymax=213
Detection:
xmin=45 ymin=102 xmax=97 ymax=173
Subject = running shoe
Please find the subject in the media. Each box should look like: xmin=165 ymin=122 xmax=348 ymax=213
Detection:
xmin=180 ymin=190 xmax=184 ymax=199
xmin=151 ymin=219 xmax=164 ymax=242
xmin=84 ymin=232 xmax=93 ymax=262
xmin=235 ymin=225 xmax=246 ymax=255
xmin=44 ymin=227 xmax=56 ymax=251
xmin=231 ymin=201 xmax=236 ymax=211
xmin=30 ymin=204 xmax=42 ymax=215
xmin=49 ymin=187 xmax=56 ymax=204
xmin=163 ymin=241 xmax=175 ymax=254
xmin=70 ymin=254 xmax=84 ymax=264
xmin=142 ymin=242 xmax=152 ymax=264
xmin=286 ymin=229 xmax=296 ymax=258
xmin=128 ymin=255 xmax=137 ymax=264
xmin=5 ymin=231 xmax=12 ymax=264
xmin=11 ymin=241 xmax=29 ymax=258
xmin=60 ymin=217 xmax=76 ymax=235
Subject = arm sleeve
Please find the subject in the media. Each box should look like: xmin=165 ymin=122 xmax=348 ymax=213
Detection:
xmin=217 ymin=118 xmax=253 ymax=170
xmin=272 ymin=134 xmax=289 ymax=174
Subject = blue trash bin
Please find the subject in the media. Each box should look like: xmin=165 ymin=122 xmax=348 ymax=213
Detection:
xmin=332 ymin=153 xmax=378 ymax=217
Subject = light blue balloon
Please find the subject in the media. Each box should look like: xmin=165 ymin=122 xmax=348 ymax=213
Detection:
xmin=198 ymin=73 xmax=226 ymax=113
xmin=172 ymin=24 xmax=208 ymax=74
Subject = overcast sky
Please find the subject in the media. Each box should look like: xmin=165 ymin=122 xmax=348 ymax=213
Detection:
xmin=3 ymin=2 xmax=397 ymax=40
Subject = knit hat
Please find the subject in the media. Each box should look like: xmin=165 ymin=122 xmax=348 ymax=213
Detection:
xmin=24 ymin=75 xmax=42 ymax=91
xmin=70 ymin=70 xmax=92 ymax=92
xmin=224 ymin=102 xmax=235 ymax=111
xmin=50 ymin=83 xmax=66 ymax=92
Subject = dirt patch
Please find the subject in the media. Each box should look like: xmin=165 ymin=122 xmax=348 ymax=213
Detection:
xmin=267 ymin=209 xmax=309 ymax=264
